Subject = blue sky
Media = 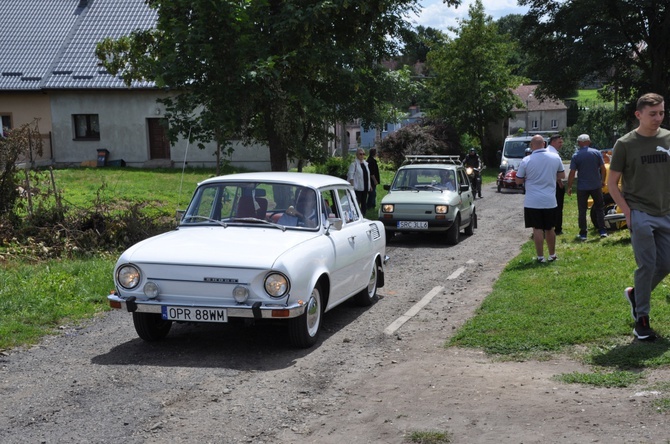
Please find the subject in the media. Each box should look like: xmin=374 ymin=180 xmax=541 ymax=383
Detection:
xmin=409 ymin=0 xmax=528 ymax=33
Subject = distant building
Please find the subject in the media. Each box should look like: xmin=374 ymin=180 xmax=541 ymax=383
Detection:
xmin=507 ymin=84 xmax=568 ymax=136
xmin=0 ymin=0 xmax=271 ymax=170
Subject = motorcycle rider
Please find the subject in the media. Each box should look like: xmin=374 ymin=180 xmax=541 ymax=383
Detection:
xmin=465 ymin=148 xmax=482 ymax=197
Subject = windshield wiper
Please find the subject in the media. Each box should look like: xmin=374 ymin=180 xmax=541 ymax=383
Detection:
xmin=394 ymin=185 xmax=419 ymax=191
xmin=225 ymin=217 xmax=287 ymax=231
xmin=181 ymin=215 xmax=286 ymax=231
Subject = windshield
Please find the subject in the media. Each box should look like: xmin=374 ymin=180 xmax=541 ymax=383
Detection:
xmin=181 ymin=182 xmax=322 ymax=230
xmin=391 ymin=168 xmax=457 ymax=191
xmin=503 ymin=140 xmax=532 ymax=159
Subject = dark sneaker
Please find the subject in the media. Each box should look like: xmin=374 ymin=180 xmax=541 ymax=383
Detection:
xmin=634 ymin=316 xmax=657 ymax=341
xmin=548 ymin=254 xmax=558 ymax=262
xmin=578 ymin=235 xmax=587 ymax=241
xmin=600 ymin=231 xmax=608 ymax=238
xmin=624 ymin=287 xmax=636 ymax=320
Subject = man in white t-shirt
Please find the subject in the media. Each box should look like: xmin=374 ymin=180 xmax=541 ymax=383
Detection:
xmin=516 ymin=135 xmax=566 ymax=263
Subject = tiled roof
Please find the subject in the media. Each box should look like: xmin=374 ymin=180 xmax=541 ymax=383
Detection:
xmin=0 ymin=0 xmax=157 ymax=91
xmin=512 ymin=84 xmax=568 ymax=111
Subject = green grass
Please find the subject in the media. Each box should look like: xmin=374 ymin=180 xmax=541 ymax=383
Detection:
xmin=565 ymin=89 xmax=614 ymax=108
xmin=0 ymin=256 xmax=114 ymax=348
xmin=405 ymin=430 xmax=451 ymax=444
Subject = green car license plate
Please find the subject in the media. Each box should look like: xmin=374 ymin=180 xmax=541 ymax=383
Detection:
xmin=397 ymin=221 xmax=428 ymax=229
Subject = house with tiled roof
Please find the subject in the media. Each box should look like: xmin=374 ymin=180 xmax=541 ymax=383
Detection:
xmin=507 ymin=84 xmax=568 ymax=136
xmin=1 ymin=0 xmax=270 ymax=169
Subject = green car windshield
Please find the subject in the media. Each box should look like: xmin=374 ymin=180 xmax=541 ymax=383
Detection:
xmin=391 ymin=168 xmax=456 ymax=191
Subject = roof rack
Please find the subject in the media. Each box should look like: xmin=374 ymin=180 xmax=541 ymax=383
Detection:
xmin=403 ymin=155 xmax=462 ymax=166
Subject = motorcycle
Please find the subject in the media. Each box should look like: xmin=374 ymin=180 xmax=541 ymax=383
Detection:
xmin=465 ymin=165 xmax=484 ymax=198
xmin=496 ymin=166 xmax=524 ymax=194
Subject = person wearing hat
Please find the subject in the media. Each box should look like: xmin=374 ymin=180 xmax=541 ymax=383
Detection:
xmin=464 ymin=148 xmax=482 ymax=197
xmin=567 ymin=134 xmax=608 ymax=240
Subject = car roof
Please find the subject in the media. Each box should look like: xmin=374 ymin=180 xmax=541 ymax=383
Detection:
xmin=198 ymin=172 xmax=350 ymax=189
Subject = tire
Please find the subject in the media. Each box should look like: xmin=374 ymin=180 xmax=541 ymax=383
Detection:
xmin=464 ymin=210 xmax=476 ymax=236
xmin=288 ymin=283 xmax=323 ymax=348
xmin=446 ymin=214 xmax=460 ymax=245
xmin=497 ymin=181 xmax=502 ymax=192
xmin=133 ymin=312 xmax=172 ymax=341
xmin=354 ymin=259 xmax=379 ymax=306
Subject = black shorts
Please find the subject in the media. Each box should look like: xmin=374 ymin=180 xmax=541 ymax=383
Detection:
xmin=524 ymin=207 xmax=557 ymax=230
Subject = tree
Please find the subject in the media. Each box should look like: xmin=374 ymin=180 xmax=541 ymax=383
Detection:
xmin=426 ymin=0 xmax=525 ymax=164
xmin=97 ymin=0 xmax=462 ymax=171
xmin=519 ymin=0 xmax=670 ymax=118
xmin=378 ymin=119 xmax=461 ymax=169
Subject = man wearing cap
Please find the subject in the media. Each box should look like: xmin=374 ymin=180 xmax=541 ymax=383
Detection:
xmin=567 ymin=134 xmax=608 ymax=240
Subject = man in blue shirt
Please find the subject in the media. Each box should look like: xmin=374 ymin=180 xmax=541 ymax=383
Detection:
xmin=567 ymin=134 xmax=608 ymax=240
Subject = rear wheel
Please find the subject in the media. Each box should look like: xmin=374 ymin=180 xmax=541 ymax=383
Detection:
xmin=446 ymin=214 xmax=460 ymax=245
xmin=354 ymin=259 xmax=379 ymax=306
xmin=288 ymin=283 xmax=323 ymax=348
xmin=133 ymin=312 xmax=172 ymax=341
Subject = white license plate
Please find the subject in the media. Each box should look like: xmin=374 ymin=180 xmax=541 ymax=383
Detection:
xmin=161 ymin=306 xmax=228 ymax=323
xmin=397 ymin=221 xmax=428 ymax=229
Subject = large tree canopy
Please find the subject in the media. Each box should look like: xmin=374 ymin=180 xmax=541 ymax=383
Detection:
xmin=519 ymin=0 xmax=670 ymax=112
xmin=97 ymin=0 xmax=462 ymax=171
xmin=426 ymin=0 xmax=524 ymax=161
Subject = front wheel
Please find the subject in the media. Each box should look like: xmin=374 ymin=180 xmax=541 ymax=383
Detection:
xmin=446 ymin=214 xmax=460 ymax=245
xmin=133 ymin=312 xmax=172 ymax=341
xmin=354 ymin=259 xmax=379 ymax=306
xmin=288 ymin=283 xmax=323 ymax=348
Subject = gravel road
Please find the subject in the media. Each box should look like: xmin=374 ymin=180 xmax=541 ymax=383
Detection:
xmin=1 ymin=183 xmax=668 ymax=443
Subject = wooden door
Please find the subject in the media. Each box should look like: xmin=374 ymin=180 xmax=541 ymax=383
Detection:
xmin=147 ymin=118 xmax=170 ymax=159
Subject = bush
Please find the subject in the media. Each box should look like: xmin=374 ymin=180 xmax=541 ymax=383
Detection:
xmin=313 ymin=155 xmax=354 ymax=180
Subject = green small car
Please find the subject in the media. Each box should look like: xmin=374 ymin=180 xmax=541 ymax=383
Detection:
xmin=379 ymin=155 xmax=476 ymax=245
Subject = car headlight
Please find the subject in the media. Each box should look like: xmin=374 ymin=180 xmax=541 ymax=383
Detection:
xmin=117 ymin=264 xmax=141 ymax=290
xmin=381 ymin=204 xmax=394 ymax=213
xmin=435 ymin=205 xmax=448 ymax=214
xmin=264 ymin=272 xmax=290 ymax=298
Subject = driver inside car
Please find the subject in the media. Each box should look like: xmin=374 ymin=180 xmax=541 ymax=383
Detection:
xmin=437 ymin=170 xmax=456 ymax=191
xmin=278 ymin=189 xmax=319 ymax=228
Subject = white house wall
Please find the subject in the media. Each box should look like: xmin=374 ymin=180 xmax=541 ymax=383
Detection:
xmin=50 ymin=90 xmax=271 ymax=170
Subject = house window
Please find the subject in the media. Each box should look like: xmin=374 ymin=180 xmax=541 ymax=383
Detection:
xmin=531 ymin=119 xmax=539 ymax=129
xmin=73 ymin=114 xmax=100 ymax=140
xmin=1 ymin=115 xmax=11 ymax=136
xmin=551 ymin=119 xmax=558 ymax=129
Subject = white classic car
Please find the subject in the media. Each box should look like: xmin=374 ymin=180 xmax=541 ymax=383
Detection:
xmin=108 ymin=172 xmax=388 ymax=348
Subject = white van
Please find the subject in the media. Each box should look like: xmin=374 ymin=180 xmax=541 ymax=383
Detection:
xmin=498 ymin=135 xmax=550 ymax=173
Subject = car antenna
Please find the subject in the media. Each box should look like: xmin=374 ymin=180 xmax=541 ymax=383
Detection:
xmin=176 ymin=126 xmax=192 ymax=222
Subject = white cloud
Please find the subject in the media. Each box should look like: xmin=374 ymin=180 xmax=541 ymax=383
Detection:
xmin=408 ymin=0 xmax=528 ymax=33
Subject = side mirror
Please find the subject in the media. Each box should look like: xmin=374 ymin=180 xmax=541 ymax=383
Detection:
xmin=326 ymin=217 xmax=343 ymax=232
xmin=383 ymin=184 xmax=390 ymax=191
xmin=460 ymin=183 xmax=470 ymax=193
